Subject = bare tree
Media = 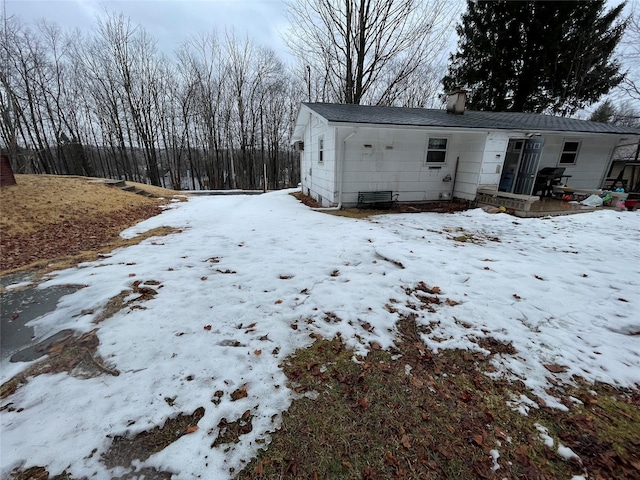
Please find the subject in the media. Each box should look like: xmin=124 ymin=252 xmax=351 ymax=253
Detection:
xmin=284 ymin=0 xmax=458 ymax=105
xmin=621 ymin=5 xmax=640 ymax=102
xmin=2 ymin=10 xmax=302 ymax=190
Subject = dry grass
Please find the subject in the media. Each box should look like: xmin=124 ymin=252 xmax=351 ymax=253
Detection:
xmin=0 ymin=175 xmax=178 ymax=236
xmin=0 ymin=175 xmax=184 ymax=275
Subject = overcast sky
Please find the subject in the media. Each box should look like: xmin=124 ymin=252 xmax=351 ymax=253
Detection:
xmin=3 ymin=0 xmax=292 ymax=60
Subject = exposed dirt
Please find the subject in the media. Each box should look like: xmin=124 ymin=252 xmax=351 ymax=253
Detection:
xmin=291 ymin=191 xmax=468 ymax=217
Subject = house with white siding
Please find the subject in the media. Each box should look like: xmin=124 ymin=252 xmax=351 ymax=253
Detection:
xmin=290 ymin=93 xmax=640 ymax=209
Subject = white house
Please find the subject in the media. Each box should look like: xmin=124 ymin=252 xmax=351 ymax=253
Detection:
xmin=290 ymin=94 xmax=640 ymax=208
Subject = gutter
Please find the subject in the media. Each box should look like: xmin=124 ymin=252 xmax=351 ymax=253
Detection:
xmin=313 ymin=128 xmax=357 ymax=211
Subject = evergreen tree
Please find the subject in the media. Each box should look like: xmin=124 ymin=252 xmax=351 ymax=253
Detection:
xmin=590 ymin=99 xmax=640 ymax=127
xmin=443 ymin=1 xmax=627 ymax=116
xmin=589 ymin=99 xmax=616 ymax=123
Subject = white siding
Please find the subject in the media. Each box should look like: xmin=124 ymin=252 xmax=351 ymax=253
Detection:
xmin=301 ymin=114 xmax=337 ymax=206
xmin=536 ymin=135 xmax=619 ymax=189
xmin=339 ymin=127 xmax=471 ymax=206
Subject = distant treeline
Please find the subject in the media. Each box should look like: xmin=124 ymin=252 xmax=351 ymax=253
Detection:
xmin=1 ymin=14 xmax=302 ymax=190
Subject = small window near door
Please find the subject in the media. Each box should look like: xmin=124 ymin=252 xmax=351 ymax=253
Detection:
xmin=426 ymin=137 xmax=447 ymax=164
xmin=318 ymin=136 xmax=324 ymax=164
xmin=559 ymin=140 xmax=580 ymax=165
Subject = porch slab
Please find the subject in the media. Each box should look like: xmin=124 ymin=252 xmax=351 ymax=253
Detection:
xmin=476 ymin=188 xmax=597 ymax=217
xmin=513 ymin=198 xmax=596 ymax=218
xmin=476 ymin=188 xmax=540 ymax=212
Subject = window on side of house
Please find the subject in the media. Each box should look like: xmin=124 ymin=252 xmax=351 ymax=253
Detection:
xmin=559 ymin=140 xmax=581 ymax=165
xmin=425 ymin=137 xmax=448 ymax=164
xmin=318 ymin=136 xmax=324 ymax=164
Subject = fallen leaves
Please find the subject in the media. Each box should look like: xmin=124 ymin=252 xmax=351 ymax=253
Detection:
xmin=355 ymin=397 xmax=369 ymax=411
xmin=544 ymin=364 xmax=568 ymax=374
xmin=231 ymin=385 xmax=248 ymax=401
xmin=0 ymin=198 xmax=165 ymax=272
xmin=472 ymin=434 xmax=484 ymax=447
xmin=213 ymin=409 xmax=253 ymax=447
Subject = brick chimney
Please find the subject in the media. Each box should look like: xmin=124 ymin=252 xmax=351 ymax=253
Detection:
xmin=446 ymin=89 xmax=467 ymax=115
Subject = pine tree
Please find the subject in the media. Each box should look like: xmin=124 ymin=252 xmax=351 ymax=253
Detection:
xmin=443 ymin=1 xmax=626 ymax=116
xmin=589 ymin=99 xmax=616 ymax=123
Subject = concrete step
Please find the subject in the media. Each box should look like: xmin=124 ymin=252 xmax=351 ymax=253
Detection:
xmin=88 ymin=179 xmax=126 ymax=188
xmin=91 ymin=179 xmax=156 ymax=198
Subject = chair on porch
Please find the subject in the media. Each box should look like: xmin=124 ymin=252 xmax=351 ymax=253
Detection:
xmin=533 ymin=167 xmax=566 ymax=197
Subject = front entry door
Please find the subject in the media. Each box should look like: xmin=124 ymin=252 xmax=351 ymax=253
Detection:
xmin=514 ymin=137 xmax=545 ymax=195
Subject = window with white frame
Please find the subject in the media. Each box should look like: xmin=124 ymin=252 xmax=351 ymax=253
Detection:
xmin=425 ymin=137 xmax=448 ymax=164
xmin=318 ymin=136 xmax=324 ymax=164
xmin=559 ymin=140 xmax=581 ymax=165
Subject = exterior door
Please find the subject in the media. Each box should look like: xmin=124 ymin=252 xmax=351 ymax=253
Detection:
xmin=514 ymin=137 xmax=545 ymax=195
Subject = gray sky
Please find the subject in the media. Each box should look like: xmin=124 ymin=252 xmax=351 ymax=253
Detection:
xmin=3 ymin=0 xmax=292 ymax=59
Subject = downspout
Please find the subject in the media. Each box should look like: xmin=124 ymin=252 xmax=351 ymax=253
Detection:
xmin=450 ymin=156 xmax=460 ymax=200
xmin=313 ymin=128 xmax=357 ymax=211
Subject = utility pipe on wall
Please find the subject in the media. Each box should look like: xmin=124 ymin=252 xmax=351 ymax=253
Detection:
xmin=450 ymin=156 xmax=460 ymax=200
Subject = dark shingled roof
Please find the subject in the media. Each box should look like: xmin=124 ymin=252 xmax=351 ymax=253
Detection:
xmin=303 ymin=103 xmax=640 ymax=135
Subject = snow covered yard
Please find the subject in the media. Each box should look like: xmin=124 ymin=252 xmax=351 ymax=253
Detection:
xmin=1 ymin=190 xmax=639 ymax=479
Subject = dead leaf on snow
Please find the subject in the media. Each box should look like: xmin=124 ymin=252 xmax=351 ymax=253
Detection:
xmin=544 ymin=363 xmax=568 ymax=373
xmin=231 ymin=386 xmax=248 ymax=401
